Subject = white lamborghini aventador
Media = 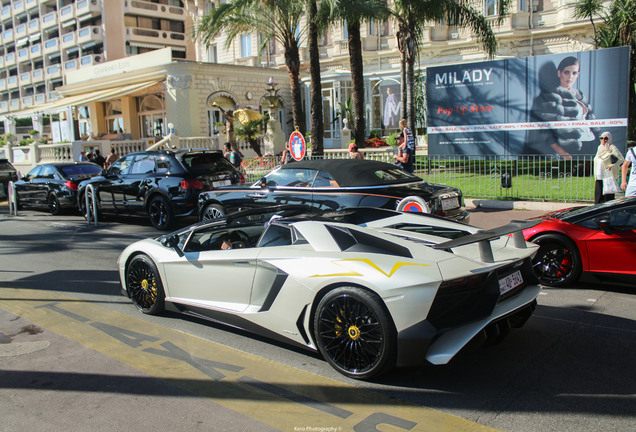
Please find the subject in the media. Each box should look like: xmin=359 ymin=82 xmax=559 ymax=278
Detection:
xmin=118 ymin=206 xmax=541 ymax=380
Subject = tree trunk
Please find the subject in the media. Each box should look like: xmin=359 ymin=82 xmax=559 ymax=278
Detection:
xmin=397 ymin=26 xmax=407 ymax=121
xmin=406 ymin=50 xmax=416 ymax=134
xmin=284 ymin=43 xmax=305 ymax=135
xmin=347 ymin=21 xmax=366 ymax=148
xmin=308 ymin=0 xmax=324 ymax=155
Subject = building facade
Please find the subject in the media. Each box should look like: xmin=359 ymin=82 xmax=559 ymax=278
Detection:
xmin=0 ymin=0 xmax=605 ymax=152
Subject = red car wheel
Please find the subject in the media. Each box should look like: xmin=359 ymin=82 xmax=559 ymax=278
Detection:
xmin=531 ymin=233 xmax=582 ymax=287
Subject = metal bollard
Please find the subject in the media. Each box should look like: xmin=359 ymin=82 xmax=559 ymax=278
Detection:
xmin=8 ymin=181 xmax=17 ymax=216
xmin=85 ymin=184 xmax=98 ymax=226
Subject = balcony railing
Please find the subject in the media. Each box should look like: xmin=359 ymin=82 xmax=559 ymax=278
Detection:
xmin=7 ymin=76 xmax=19 ymax=89
xmin=15 ymin=24 xmax=27 ymax=38
xmin=1 ymin=6 xmax=11 ymax=20
xmin=13 ymin=1 xmax=25 ymax=14
xmin=76 ymin=0 xmax=100 ymax=17
xmin=42 ymin=12 xmax=58 ymax=29
xmin=126 ymin=27 xmax=187 ymax=49
xmin=125 ymin=0 xmax=185 ymax=19
xmin=61 ymin=31 xmax=76 ymax=48
xmin=46 ymin=64 xmax=62 ymax=79
xmin=79 ymin=53 xmax=102 ymax=66
xmin=17 ymin=48 xmax=30 ymax=62
xmin=28 ymin=20 xmax=40 ymax=34
xmin=77 ymin=26 xmax=102 ymax=44
xmin=60 ymin=4 xmax=74 ymax=23
xmin=64 ymin=59 xmax=78 ymax=71
xmin=32 ymin=68 xmax=44 ymax=82
xmin=19 ymin=72 xmax=32 ymax=86
xmin=5 ymin=53 xmax=16 ymax=67
xmin=30 ymin=43 xmax=42 ymax=58
xmin=3 ymin=29 xmax=14 ymax=42
xmin=43 ymin=37 xmax=59 ymax=53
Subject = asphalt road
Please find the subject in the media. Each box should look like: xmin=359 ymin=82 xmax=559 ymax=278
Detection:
xmin=1 ymin=206 xmax=635 ymax=432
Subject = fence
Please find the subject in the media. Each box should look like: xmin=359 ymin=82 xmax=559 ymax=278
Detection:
xmin=1 ymin=137 xmax=598 ymax=203
xmin=241 ymin=152 xmax=597 ymax=203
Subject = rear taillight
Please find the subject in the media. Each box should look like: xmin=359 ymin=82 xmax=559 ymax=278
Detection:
xmin=180 ymin=179 xmax=203 ymax=190
xmin=238 ymin=172 xmax=245 ymax=184
xmin=64 ymin=181 xmax=78 ymax=191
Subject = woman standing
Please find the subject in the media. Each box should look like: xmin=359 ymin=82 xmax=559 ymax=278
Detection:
xmin=530 ymin=56 xmax=597 ymax=158
xmin=593 ymin=131 xmax=624 ymax=203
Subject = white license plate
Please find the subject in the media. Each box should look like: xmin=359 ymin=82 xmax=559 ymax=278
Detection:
xmin=212 ymin=179 xmax=231 ymax=188
xmin=441 ymin=196 xmax=459 ymax=210
xmin=499 ymin=270 xmax=523 ymax=294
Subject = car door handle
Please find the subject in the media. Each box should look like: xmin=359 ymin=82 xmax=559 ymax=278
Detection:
xmin=247 ymin=193 xmax=267 ymax=198
xmin=233 ymin=261 xmax=251 ymax=265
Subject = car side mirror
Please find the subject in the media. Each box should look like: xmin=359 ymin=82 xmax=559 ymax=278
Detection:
xmin=161 ymin=234 xmax=184 ymax=257
xmin=260 ymin=177 xmax=267 ymax=189
xmin=595 ymin=217 xmax=614 ymax=235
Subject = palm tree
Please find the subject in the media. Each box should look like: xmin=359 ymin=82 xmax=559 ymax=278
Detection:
xmin=391 ymin=0 xmax=506 ymax=133
xmin=323 ymin=0 xmax=390 ymax=148
xmin=573 ymin=0 xmax=605 ymax=43
xmin=195 ymin=0 xmax=306 ymax=134
xmin=307 ymin=0 xmax=324 ymax=155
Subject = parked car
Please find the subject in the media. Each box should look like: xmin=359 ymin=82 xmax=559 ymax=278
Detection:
xmin=118 ymin=205 xmax=540 ymax=380
xmin=197 ymin=159 xmax=470 ymax=223
xmin=78 ymin=149 xmax=244 ymax=230
xmin=523 ymin=197 xmax=636 ymax=287
xmin=12 ymin=162 xmax=103 ymax=214
xmin=0 ymin=158 xmax=18 ymax=197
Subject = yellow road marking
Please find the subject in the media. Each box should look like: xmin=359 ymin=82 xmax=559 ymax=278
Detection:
xmin=0 ymin=288 xmax=500 ymax=432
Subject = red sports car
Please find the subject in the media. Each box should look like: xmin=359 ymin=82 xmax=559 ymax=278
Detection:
xmin=523 ymin=197 xmax=636 ymax=287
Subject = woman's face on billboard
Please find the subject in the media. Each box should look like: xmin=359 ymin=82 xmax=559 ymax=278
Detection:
xmin=558 ymin=64 xmax=580 ymax=90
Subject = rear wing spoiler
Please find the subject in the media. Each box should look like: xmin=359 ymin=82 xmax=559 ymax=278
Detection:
xmin=433 ymin=220 xmax=541 ymax=263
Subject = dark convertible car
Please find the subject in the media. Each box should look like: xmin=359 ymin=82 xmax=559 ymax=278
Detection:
xmin=198 ymin=159 xmax=470 ymax=222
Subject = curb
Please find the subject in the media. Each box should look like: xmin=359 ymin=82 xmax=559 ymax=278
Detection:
xmin=465 ymin=199 xmax=589 ymax=212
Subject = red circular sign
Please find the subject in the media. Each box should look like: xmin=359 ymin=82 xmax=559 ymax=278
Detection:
xmin=402 ymin=201 xmax=425 ymax=212
xmin=288 ymin=131 xmax=306 ymax=161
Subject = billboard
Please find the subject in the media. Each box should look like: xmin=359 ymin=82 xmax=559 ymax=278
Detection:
xmin=426 ymin=47 xmax=631 ymax=156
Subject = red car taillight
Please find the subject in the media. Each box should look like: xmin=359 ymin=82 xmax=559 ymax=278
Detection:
xmin=180 ymin=179 xmax=203 ymax=190
xmin=64 ymin=181 xmax=78 ymax=191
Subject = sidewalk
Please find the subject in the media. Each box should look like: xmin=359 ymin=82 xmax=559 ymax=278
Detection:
xmin=465 ymin=198 xmax=589 ymax=212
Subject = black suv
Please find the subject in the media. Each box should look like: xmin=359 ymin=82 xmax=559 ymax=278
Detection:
xmin=0 ymin=158 xmax=18 ymax=198
xmin=78 ymin=149 xmax=243 ymax=229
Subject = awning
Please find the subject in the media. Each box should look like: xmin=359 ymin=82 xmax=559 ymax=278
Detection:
xmin=7 ymin=80 xmax=162 ymax=118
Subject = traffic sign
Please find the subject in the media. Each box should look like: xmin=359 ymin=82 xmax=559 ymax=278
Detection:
xmin=288 ymin=131 xmax=306 ymax=161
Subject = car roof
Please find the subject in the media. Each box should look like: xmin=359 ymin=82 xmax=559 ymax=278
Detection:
xmin=280 ymin=158 xmax=421 ymax=186
xmin=555 ymin=196 xmax=636 ymax=223
xmin=41 ymin=162 xmax=100 ymax=167
xmin=123 ymin=148 xmax=222 ymax=157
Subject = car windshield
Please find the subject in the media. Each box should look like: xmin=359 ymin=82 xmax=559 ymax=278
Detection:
xmin=556 ymin=198 xmax=634 ymax=222
xmin=61 ymin=164 xmax=102 ymax=179
xmin=181 ymin=153 xmax=234 ymax=175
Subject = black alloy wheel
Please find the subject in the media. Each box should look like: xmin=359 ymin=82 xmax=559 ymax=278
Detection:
xmin=148 ymin=195 xmax=174 ymax=230
xmin=126 ymin=254 xmax=165 ymax=314
xmin=47 ymin=192 xmax=60 ymax=215
xmin=531 ymin=233 xmax=582 ymax=287
xmin=314 ymin=287 xmax=396 ymax=380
